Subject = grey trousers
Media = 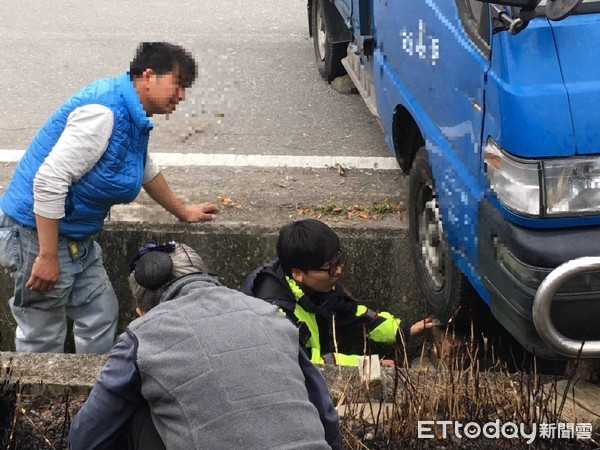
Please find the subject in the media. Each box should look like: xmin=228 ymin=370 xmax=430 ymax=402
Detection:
xmin=2 ymin=213 xmax=118 ymax=354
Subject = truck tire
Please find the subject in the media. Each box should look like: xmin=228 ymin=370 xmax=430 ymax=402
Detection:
xmin=312 ymin=0 xmax=347 ymax=82
xmin=409 ymin=147 xmax=472 ymax=322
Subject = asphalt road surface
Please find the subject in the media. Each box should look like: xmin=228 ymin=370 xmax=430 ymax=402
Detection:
xmin=0 ymin=0 xmax=407 ymax=226
xmin=0 ymin=2 xmax=567 ymax=372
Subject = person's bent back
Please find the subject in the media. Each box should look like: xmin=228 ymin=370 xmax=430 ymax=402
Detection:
xmin=131 ymin=276 xmax=328 ymax=448
xmin=70 ymin=242 xmax=339 ymax=449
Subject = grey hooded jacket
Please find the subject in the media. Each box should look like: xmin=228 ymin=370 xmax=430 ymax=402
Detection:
xmin=69 ymin=273 xmax=341 ymax=449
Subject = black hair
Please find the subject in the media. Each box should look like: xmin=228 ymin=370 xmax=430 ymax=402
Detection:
xmin=277 ymin=219 xmax=340 ymax=274
xmin=134 ymin=251 xmax=173 ymax=289
xmin=132 ymin=251 xmax=173 ymax=313
xmin=129 ymin=242 xmax=207 ymax=315
xmin=129 ymin=42 xmax=197 ymax=88
xmin=137 ymin=287 xmax=163 ymax=314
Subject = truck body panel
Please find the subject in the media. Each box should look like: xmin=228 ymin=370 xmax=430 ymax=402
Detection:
xmin=313 ymin=0 xmax=600 ymax=359
xmin=550 ymin=15 xmax=600 ymax=155
xmin=374 ymin=1 xmax=489 ymax=296
xmin=485 ymin=21 xmax=574 ymax=158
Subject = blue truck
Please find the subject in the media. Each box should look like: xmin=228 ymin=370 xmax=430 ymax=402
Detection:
xmin=308 ymin=0 xmax=600 ymax=359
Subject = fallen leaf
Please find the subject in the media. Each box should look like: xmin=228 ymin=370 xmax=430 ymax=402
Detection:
xmin=217 ymin=195 xmax=234 ymax=207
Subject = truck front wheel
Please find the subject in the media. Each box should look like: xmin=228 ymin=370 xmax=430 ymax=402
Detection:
xmin=312 ymin=0 xmax=347 ymax=82
xmin=409 ymin=148 xmax=471 ymax=322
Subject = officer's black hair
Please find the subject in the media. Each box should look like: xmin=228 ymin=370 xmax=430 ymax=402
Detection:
xmin=277 ymin=219 xmax=340 ymax=275
xmin=129 ymin=42 xmax=197 ymax=88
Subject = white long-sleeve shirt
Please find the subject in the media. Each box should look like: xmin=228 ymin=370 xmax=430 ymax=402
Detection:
xmin=32 ymin=104 xmax=160 ymax=219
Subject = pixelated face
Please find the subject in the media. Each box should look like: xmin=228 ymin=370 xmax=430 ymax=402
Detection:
xmin=143 ymin=67 xmax=186 ymax=115
xmin=292 ymin=252 xmax=343 ymax=293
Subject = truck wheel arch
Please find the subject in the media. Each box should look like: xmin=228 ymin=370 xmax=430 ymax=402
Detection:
xmin=310 ymin=0 xmax=351 ymax=82
xmin=308 ymin=0 xmax=351 ymax=43
xmin=392 ymin=105 xmax=424 ymax=174
xmin=409 ymin=148 xmax=473 ymax=322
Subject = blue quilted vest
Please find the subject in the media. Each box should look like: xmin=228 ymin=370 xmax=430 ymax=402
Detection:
xmin=0 ymin=72 xmax=152 ymax=239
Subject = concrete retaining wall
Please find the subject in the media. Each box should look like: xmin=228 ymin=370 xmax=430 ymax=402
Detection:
xmin=0 ymin=220 xmax=424 ymax=352
xmin=0 ymin=351 xmax=377 ymax=400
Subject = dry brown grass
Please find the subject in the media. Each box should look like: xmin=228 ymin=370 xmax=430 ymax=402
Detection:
xmin=337 ymin=327 xmax=600 ymax=449
xmin=1 ymin=332 xmax=599 ymax=449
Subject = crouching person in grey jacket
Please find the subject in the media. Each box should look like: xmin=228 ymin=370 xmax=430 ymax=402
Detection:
xmin=69 ymin=241 xmax=342 ymax=450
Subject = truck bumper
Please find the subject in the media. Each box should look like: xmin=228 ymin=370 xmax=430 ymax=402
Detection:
xmin=478 ymin=198 xmax=600 ymax=360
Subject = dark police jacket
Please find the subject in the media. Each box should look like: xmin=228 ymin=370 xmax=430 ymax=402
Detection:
xmin=241 ymin=260 xmax=409 ymax=366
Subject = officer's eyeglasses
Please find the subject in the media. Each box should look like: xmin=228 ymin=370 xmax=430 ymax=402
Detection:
xmin=313 ymin=250 xmax=345 ymax=277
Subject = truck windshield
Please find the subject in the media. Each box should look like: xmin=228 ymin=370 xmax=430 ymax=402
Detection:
xmin=538 ymin=0 xmax=596 ymax=3
xmin=533 ymin=0 xmax=600 ymax=15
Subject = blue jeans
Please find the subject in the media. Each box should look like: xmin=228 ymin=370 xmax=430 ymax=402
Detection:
xmin=0 ymin=213 xmax=118 ymax=354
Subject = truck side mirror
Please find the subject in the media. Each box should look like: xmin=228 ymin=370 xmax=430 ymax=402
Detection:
xmin=474 ymin=0 xmax=539 ymax=7
xmin=546 ymin=0 xmax=584 ymax=20
xmin=475 ymin=0 xmax=584 ymax=20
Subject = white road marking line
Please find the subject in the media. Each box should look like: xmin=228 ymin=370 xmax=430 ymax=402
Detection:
xmin=0 ymin=149 xmax=399 ymax=170
xmin=0 ymin=150 xmax=25 ymax=163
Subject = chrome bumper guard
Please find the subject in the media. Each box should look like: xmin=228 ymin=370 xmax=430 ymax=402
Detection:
xmin=533 ymin=257 xmax=600 ymax=358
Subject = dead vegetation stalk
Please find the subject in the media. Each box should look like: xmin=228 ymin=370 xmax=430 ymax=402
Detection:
xmin=336 ymin=321 xmax=598 ymax=449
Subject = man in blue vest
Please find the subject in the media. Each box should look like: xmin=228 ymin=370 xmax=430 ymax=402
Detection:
xmin=0 ymin=42 xmax=218 ymax=354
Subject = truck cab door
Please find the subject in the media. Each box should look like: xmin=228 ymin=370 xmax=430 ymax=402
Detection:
xmin=375 ymin=0 xmax=492 ymax=285
xmin=436 ymin=0 xmax=492 ymax=288
xmin=427 ymin=0 xmax=491 ymax=180
xmin=434 ymin=0 xmax=492 ymax=285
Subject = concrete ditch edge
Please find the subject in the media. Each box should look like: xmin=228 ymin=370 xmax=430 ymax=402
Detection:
xmin=0 ymin=219 xmax=424 ymax=352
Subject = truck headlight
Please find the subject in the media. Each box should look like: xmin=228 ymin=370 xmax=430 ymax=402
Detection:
xmin=483 ymin=139 xmax=541 ymax=216
xmin=544 ymin=158 xmax=600 ymax=215
xmin=484 ymin=138 xmax=600 ymax=217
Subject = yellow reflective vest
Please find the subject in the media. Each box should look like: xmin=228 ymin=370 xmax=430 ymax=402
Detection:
xmin=286 ymin=277 xmax=401 ymax=366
